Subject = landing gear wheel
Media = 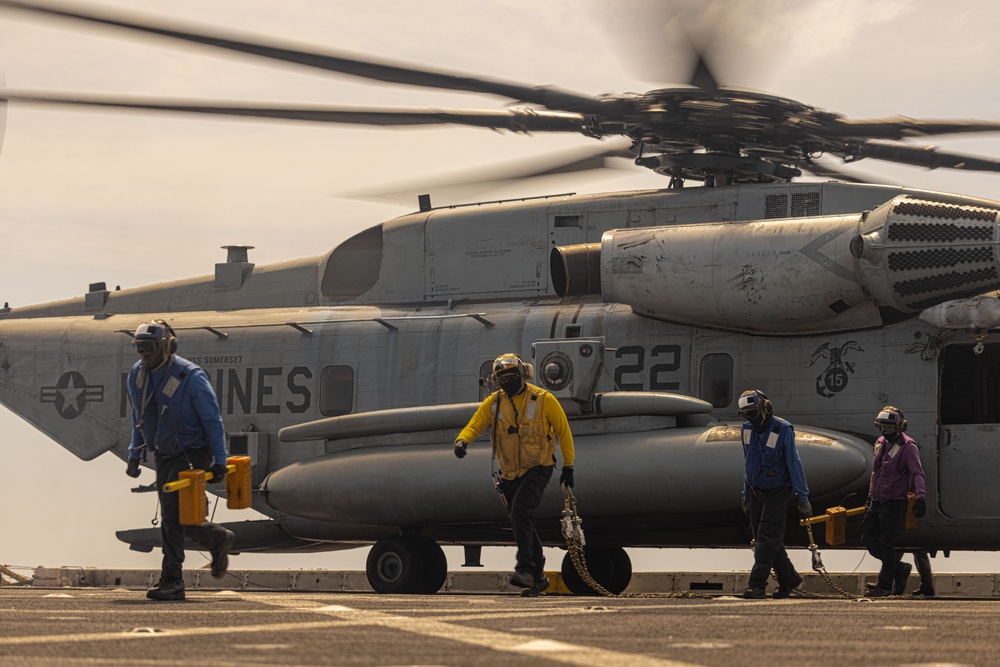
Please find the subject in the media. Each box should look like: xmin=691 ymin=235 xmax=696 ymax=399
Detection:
xmin=366 ymin=536 xmax=425 ymax=594
xmin=365 ymin=535 xmax=448 ymax=594
xmin=607 ymin=546 xmax=633 ymax=594
xmin=561 ymin=546 xmax=630 ymax=595
xmin=413 ymin=535 xmax=448 ymax=594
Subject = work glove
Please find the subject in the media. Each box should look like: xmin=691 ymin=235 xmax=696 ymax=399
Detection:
xmin=126 ymin=458 xmax=141 ymax=478
xmin=559 ymin=466 xmax=574 ymax=488
xmin=914 ymin=497 xmax=927 ymax=518
xmin=797 ymin=500 xmax=813 ymax=519
xmin=454 ymin=440 xmax=468 ymax=459
xmin=208 ymin=463 xmax=228 ymax=484
xmin=740 ymin=497 xmax=750 ymax=517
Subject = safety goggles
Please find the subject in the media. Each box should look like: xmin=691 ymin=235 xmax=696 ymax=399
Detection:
xmin=133 ymin=339 xmax=159 ymax=355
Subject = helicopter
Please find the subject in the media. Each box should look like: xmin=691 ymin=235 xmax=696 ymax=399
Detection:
xmin=2 ymin=0 xmax=1000 ymax=593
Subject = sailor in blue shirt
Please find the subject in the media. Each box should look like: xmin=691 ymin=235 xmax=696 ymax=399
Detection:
xmin=125 ymin=319 xmax=234 ymax=601
xmin=739 ymin=389 xmax=812 ymax=599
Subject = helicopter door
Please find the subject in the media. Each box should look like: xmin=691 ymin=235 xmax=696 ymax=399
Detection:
xmin=937 ymin=342 xmax=1000 ymax=518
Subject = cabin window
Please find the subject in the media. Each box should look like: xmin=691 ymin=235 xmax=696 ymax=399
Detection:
xmin=319 ymin=365 xmax=355 ymax=416
xmin=699 ymin=354 xmax=733 ymax=408
xmin=940 ymin=344 xmax=1000 ymax=423
xmin=553 ymin=215 xmax=582 ymax=228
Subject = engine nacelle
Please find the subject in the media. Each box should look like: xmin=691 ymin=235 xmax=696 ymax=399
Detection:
xmin=552 ymin=193 xmax=1000 ymax=334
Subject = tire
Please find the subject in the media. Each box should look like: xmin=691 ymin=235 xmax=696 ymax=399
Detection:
xmin=561 ymin=546 xmax=615 ymax=595
xmin=606 ymin=546 xmax=632 ymax=594
xmin=366 ymin=535 xmax=426 ymax=594
xmin=413 ymin=535 xmax=448 ymax=594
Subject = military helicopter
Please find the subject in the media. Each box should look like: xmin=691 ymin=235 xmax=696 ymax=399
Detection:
xmin=2 ymin=0 xmax=1000 ymax=594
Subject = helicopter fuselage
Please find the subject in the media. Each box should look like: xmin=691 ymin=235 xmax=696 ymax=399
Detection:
xmin=2 ymin=180 xmax=998 ymax=560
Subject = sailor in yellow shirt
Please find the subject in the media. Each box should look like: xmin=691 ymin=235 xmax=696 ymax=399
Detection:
xmin=454 ymin=353 xmax=575 ymax=592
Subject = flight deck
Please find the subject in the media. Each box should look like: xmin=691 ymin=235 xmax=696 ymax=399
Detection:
xmin=1 ymin=582 xmax=998 ymax=667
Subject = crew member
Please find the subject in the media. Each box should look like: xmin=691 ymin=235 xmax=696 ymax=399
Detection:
xmin=862 ymin=406 xmax=926 ymax=597
xmin=899 ymin=549 xmax=936 ymax=596
xmin=739 ymin=389 xmax=812 ymax=600
xmin=453 ymin=353 xmax=575 ymax=592
xmin=125 ymin=319 xmax=235 ymax=601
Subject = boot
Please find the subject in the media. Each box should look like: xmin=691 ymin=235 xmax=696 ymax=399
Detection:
xmin=509 ymin=571 xmax=534 ymax=589
xmin=210 ymin=528 xmax=235 ymax=579
xmin=892 ymin=562 xmax=912 ymax=595
xmin=146 ymin=577 xmax=185 ymax=601
xmin=742 ymin=586 xmax=766 ymax=599
xmin=774 ymin=572 xmax=803 ymax=599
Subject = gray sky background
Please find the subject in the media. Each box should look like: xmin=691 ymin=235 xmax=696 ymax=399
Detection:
xmin=1 ymin=0 xmax=1000 ymax=577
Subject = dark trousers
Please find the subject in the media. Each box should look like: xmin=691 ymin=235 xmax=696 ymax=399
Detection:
xmin=499 ymin=465 xmax=553 ymax=577
xmin=155 ymin=448 xmax=229 ymax=581
xmin=861 ymin=499 xmax=907 ymax=591
xmin=899 ymin=549 xmax=934 ymax=592
xmin=748 ymin=486 xmax=799 ymax=589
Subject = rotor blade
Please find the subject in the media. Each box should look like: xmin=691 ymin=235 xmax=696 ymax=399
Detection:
xmin=848 ymin=140 xmax=1000 ymax=172
xmin=688 ymin=54 xmax=720 ymax=92
xmin=800 ymin=158 xmax=886 ymax=185
xmin=0 ymin=73 xmax=6 ymax=161
xmin=832 ymin=117 xmax=1000 ymax=139
xmin=341 ymin=142 xmax=636 ymax=206
xmin=0 ymin=0 xmax=618 ymax=115
xmin=0 ymin=90 xmax=595 ymax=132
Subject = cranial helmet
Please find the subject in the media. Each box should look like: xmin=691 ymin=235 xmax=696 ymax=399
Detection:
xmin=737 ymin=389 xmax=773 ymax=425
xmin=132 ymin=319 xmax=177 ymax=355
xmin=491 ymin=353 xmax=534 ymax=394
xmin=874 ymin=405 xmax=907 ymax=436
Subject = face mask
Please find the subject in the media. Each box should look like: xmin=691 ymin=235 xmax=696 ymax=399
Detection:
xmin=741 ymin=408 xmax=767 ymax=427
xmin=497 ymin=374 xmax=523 ymax=395
xmin=879 ymin=425 xmax=899 ymax=438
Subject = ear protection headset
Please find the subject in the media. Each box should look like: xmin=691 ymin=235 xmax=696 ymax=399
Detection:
xmin=157 ymin=319 xmax=178 ymax=354
xmin=133 ymin=319 xmax=178 ymax=355
xmin=490 ymin=353 xmax=534 ymax=387
xmin=737 ymin=389 xmax=772 ymax=420
xmin=874 ymin=405 xmax=907 ymax=432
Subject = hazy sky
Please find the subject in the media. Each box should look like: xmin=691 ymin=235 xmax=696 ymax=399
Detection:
xmin=2 ymin=0 xmax=1000 ymax=578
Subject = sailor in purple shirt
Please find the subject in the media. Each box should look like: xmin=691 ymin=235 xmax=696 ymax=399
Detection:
xmin=861 ymin=406 xmax=926 ymax=597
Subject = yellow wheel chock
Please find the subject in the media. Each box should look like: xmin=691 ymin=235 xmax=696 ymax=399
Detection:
xmin=800 ymin=493 xmax=917 ymax=545
xmin=799 ymin=506 xmax=865 ymax=546
xmin=162 ymin=455 xmax=253 ymax=525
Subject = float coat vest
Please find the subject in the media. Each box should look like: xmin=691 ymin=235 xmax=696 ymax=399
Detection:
xmin=491 ymin=384 xmax=556 ymax=479
xmin=129 ymin=356 xmax=206 ymax=458
xmin=742 ymin=416 xmax=797 ymax=492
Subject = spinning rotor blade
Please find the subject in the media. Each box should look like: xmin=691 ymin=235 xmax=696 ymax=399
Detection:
xmin=833 ymin=117 xmax=1000 ymax=140
xmin=0 ymin=90 xmax=592 ymax=132
xmin=800 ymin=159 xmax=884 ymax=185
xmin=849 ymin=141 xmax=1000 ymax=172
xmin=0 ymin=0 xmax=617 ymax=115
xmin=344 ymin=141 xmax=637 ymax=205
xmin=688 ymin=54 xmax=720 ymax=92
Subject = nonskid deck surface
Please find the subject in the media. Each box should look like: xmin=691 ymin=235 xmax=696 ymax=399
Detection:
xmin=1 ymin=586 xmax=997 ymax=667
